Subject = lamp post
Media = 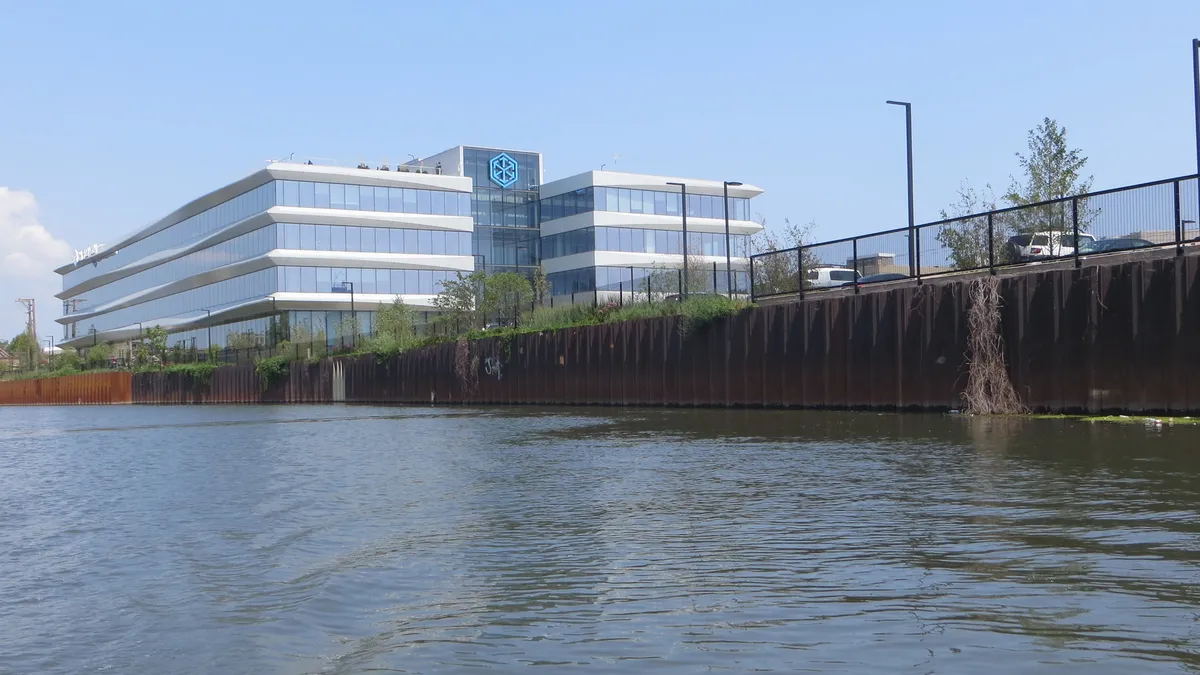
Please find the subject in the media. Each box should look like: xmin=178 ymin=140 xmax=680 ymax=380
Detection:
xmin=722 ymin=181 xmax=743 ymax=297
xmin=335 ymin=281 xmax=355 ymax=347
xmin=666 ymin=181 xmax=689 ymax=298
xmin=89 ymin=325 xmax=97 ymax=347
xmin=1193 ymin=39 xmax=1199 ymax=204
xmin=886 ymin=100 xmax=916 ymax=277
xmin=43 ymin=337 xmax=53 ymax=369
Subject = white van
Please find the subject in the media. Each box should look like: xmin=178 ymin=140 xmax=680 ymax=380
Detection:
xmin=806 ymin=266 xmax=861 ymax=288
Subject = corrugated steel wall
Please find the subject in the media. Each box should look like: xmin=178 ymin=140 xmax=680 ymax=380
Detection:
xmin=0 ymin=372 xmax=133 ymax=405
xmin=16 ymin=251 xmax=1193 ymax=413
xmin=129 ymin=360 xmax=334 ymax=404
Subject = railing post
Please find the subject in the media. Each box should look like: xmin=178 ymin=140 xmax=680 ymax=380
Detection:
xmin=1174 ymin=179 xmax=1183 ymax=256
xmin=988 ymin=213 xmax=996 ymax=275
xmin=797 ymin=247 xmax=805 ymax=300
xmin=749 ymin=255 xmax=757 ymax=302
xmin=915 ymin=226 xmax=923 ymax=285
xmin=852 ymin=238 xmax=860 ymax=294
xmin=1072 ymin=196 xmax=1081 ymax=269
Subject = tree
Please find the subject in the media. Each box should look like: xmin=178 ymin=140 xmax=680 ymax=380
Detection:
xmin=375 ymin=298 xmax=416 ymax=342
xmin=227 ymin=331 xmax=263 ymax=350
xmin=433 ymin=270 xmax=487 ymax=333
xmin=9 ymin=332 xmax=38 ymax=370
xmin=532 ymin=265 xmax=550 ymax=307
xmin=144 ymin=325 xmax=168 ymax=361
xmin=749 ymin=216 xmax=819 ymax=295
xmin=86 ymin=342 xmax=112 ymax=368
xmin=934 ymin=181 xmax=1006 ymax=270
xmin=482 ymin=272 xmax=533 ymax=326
xmin=1003 ymin=117 xmax=1094 ymax=241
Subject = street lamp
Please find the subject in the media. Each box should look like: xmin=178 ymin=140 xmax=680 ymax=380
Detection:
xmin=886 ymin=100 xmax=916 ymax=277
xmin=666 ymin=181 xmax=689 ymax=298
xmin=43 ymin=337 xmax=53 ymax=369
xmin=89 ymin=325 xmax=97 ymax=347
xmin=722 ymin=181 xmax=744 ymax=297
xmin=334 ymin=281 xmax=355 ymax=346
xmin=1193 ymin=39 xmax=1199 ymax=205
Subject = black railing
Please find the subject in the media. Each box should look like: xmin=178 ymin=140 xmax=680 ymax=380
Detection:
xmin=750 ymin=174 xmax=1200 ymax=300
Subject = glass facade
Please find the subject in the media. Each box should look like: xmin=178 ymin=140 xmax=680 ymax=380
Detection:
xmin=542 ymin=226 xmax=751 ymax=260
xmin=275 ymin=266 xmax=457 ymax=296
xmin=64 ymin=182 xmax=277 ymax=290
xmin=274 ymin=180 xmax=471 ymax=217
xmin=81 ymin=268 xmax=277 ymax=335
xmin=540 ymin=186 xmax=751 ymax=223
xmin=465 ymin=147 xmax=541 ymax=276
xmin=276 ymin=223 xmax=471 ymax=255
xmin=548 ymin=266 xmax=750 ymax=296
xmin=65 ymin=225 xmax=278 ymax=316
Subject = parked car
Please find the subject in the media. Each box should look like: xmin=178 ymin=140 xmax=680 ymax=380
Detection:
xmin=842 ymin=272 xmax=908 ymax=287
xmin=1076 ymin=237 xmax=1155 ymax=254
xmin=1004 ymin=231 xmax=1096 ymax=262
xmin=806 ymin=266 xmax=861 ymax=288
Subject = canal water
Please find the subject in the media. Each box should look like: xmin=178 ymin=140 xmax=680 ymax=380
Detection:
xmin=1 ymin=406 xmax=1199 ymax=674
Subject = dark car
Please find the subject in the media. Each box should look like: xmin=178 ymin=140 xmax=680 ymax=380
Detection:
xmin=841 ymin=272 xmax=908 ymax=287
xmin=1077 ymin=237 xmax=1155 ymax=254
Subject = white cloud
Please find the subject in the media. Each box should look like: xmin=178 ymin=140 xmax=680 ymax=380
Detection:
xmin=0 ymin=188 xmax=72 ymax=342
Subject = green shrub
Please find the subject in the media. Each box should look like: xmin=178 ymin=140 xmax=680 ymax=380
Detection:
xmin=254 ymin=355 xmax=290 ymax=390
xmin=163 ymin=361 xmax=220 ymax=387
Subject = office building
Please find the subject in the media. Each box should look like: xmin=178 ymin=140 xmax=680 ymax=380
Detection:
xmin=56 ymin=147 xmax=763 ymax=350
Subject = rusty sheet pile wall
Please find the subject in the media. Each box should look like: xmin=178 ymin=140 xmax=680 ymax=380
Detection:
xmin=0 ymin=372 xmax=132 ymax=405
xmin=338 ymin=253 xmax=1200 ymax=413
xmin=13 ymin=252 xmax=1196 ymax=413
xmin=131 ymin=360 xmax=333 ymax=404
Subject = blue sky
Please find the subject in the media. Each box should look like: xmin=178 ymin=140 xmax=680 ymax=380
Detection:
xmin=2 ymin=0 xmax=1199 ymax=339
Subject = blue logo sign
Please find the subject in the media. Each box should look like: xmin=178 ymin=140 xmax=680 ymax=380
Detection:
xmin=489 ymin=152 xmax=519 ymax=188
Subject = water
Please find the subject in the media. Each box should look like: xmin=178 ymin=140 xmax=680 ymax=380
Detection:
xmin=2 ymin=406 xmax=1200 ymax=674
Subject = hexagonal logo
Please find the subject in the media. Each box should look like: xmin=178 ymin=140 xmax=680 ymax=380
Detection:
xmin=489 ymin=152 xmax=519 ymax=189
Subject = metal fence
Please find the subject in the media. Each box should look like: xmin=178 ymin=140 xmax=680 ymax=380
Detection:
xmin=751 ymin=174 xmax=1200 ymax=300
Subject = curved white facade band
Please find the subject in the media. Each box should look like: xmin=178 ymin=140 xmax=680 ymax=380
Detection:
xmin=56 ymin=163 xmax=475 ymax=350
xmin=55 ymin=153 xmax=765 ymax=351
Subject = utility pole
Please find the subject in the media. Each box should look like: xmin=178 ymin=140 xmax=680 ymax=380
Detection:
xmin=17 ymin=299 xmax=36 ymax=367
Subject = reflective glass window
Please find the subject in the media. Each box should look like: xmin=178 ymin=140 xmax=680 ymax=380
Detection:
xmin=346 ymin=226 xmax=360 ymax=251
xmin=359 ymin=185 xmax=374 ymax=211
xmin=301 ymin=267 xmax=316 ymax=293
xmin=316 ymin=267 xmax=331 ymax=292
xmin=284 ymin=223 xmax=301 ymax=249
xmin=389 ymin=187 xmax=404 ymax=213
xmin=418 ymin=230 xmax=432 ymax=254
xmin=331 ymin=225 xmax=346 ymax=251
xmin=375 ymin=187 xmax=389 ymax=212
xmin=345 ymin=184 xmax=360 ymax=210
xmin=330 ymin=183 xmax=346 ymax=209
xmin=404 ymin=230 xmax=418 ymax=253
xmin=315 ymin=225 xmax=330 ymax=250
xmin=417 ymin=190 xmax=430 ymax=214
xmin=299 ymin=181 xmax=315 ymax=207
xmin=284 ymin=181 xmax=299 ymax=206
xmin=300 ymin=224 xmax=315 ymax=250
xmin=315 ymin=182 xmax=330 ymax=208
xmin=376 ymin=269 xmax=390 ymax=295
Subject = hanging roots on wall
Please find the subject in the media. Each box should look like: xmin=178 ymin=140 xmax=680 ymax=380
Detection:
xmin=962 ymin=276 xmax=1025 ymax=415
xmin=454 ymin=338 xmax=479 ymax=397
